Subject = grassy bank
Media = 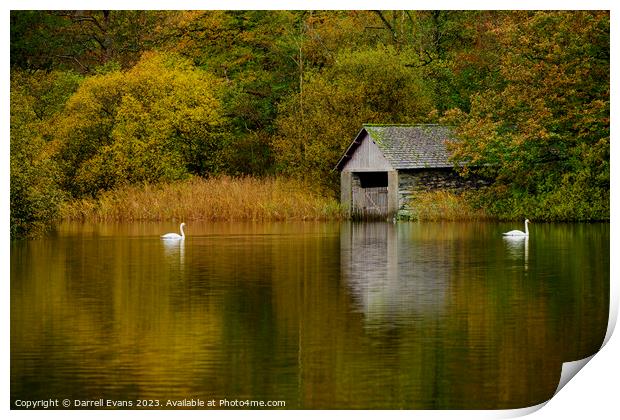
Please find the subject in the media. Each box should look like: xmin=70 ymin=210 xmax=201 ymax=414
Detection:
xmin=61 ymin=176 xmax=345 ymax=222
xmin=402 ymin=191 xmax=492 ymax=222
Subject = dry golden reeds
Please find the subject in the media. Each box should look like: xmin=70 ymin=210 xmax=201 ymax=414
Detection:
xmin=61 ymin=176 xmax=345 ymax=222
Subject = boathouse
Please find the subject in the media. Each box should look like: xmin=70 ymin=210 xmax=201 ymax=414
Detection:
xmin=336 ymin=124 xmax=480 ymax=219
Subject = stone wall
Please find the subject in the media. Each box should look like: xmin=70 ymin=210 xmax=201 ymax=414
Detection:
xmin=397 ymin=169 xmax=488 ymax=210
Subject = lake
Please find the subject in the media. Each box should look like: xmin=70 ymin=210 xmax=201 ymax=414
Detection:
xmin=10 ymin=221 xmax=609 ymax=409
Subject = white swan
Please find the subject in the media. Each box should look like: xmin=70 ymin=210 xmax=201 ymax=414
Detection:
xmin=161 ymin=222 xmax=186 ymax=240
xmin=502 ymin=219 xmax=530 ymax=237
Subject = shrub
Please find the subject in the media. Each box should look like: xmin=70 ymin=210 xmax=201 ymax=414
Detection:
xmin=403 ymin=190 xmax=490 ymax=221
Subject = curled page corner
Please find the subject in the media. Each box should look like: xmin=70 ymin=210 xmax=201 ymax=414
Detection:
xmin=602 ymin=297 xmax=618 ymax=348
xmin=490 ymin=354 xmax=599 ymax=419
xmin=554 ymin=355 xmax=595 ymax=396
xmin=540 ymin=296 xmax=619 ymax=407
xmin=494 ymin=401 xmax=548 ymax=418
xmin=498 ymin=285 xmax=617 ymax=418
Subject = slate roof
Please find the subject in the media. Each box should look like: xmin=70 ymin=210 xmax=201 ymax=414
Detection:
xmin=336 ymin=124 xmax=456 ymax=171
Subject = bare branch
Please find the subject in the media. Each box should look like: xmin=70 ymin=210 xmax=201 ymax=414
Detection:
xmin=372 ymin=10 xmax=398 ymax=44
xmin=56 ymin=54 xmax=89 ymax=72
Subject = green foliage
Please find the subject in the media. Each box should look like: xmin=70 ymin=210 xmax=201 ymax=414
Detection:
xmin=54 ymin=52 xmax=229 ymax=197
xmin=9 ymin=10 xmax=610 ymax=238
xmin=158 ymin=11 xmax=302 ymax=174
xmin=443 ymin=11 xmax=609 ymax=221
xmin=10 ymin=11 xmax=171 ymax=73
xmin=10 ymin=70 xmax=80 ymax=238
xmin=273 ymin=46 xmax=435 ymax=188
xmin=403 ymin=190 xmax=490 ymax=222
xmin=10 ymin=11 xmax=68 ymax=70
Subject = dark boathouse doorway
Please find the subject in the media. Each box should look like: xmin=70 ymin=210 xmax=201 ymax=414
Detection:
xmin=351 ymin=171 xmax=389 ymax=219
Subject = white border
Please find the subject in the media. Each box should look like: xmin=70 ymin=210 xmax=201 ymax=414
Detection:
xmin=3 ymin=2 xmax=617 ymax=420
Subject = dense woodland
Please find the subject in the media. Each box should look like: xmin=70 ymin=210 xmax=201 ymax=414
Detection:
xmin=10 ymin=10 xmax=609 ymax=238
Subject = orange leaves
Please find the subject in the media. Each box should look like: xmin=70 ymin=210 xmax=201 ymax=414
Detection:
xmin=441 ymin=11 xmax=608 ymax=219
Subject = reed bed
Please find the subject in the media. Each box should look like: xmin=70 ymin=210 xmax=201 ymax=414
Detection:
xmin=61 ymin=176 xmax=345 ymax=222
xmin=404 ymin=190 xmax=491 ymax=222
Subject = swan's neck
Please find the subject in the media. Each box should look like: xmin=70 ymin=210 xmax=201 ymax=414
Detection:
xmin=180 ymin=224 xmax=185 ymax=238
xmin=525 ymin=221 xmax=529 ymax=236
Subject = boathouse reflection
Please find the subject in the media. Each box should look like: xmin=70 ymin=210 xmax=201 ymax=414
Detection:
xmin=340 ymin=222 xmax=450 ymax=326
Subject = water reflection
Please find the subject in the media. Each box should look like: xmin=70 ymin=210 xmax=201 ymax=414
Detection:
xmin=503 ymin=236 xmax=529 ymax=270
xmin=341 ymin=223 xmax=449 ymax=326
xmin=162 ymin=237 xmax=185 ymax=266
xmin=338 ymin=221 xmax=609 ymax=408
xmin=11 ymin=221 xmax=609 ymax=410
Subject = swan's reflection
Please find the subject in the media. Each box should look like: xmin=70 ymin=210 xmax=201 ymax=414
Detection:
xmin=162 ymin=238 xmax=185 ymax=268
xmin=503 ymin=236 xmax=529 ymax=270
xmin=341 ymin=223 xmax=449 ymax=328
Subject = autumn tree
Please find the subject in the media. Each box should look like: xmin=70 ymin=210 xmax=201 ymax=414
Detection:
xmin=152 ymin=11 xmax=302 ymax=175
xmin=156 ymin=11 xmax=389 ymax=176
xmin=10 ymin=70 xmax=82 ymax=237
xmin=54 ymin=52 xmax=229 ymax=197
xmin=9 ymin=10 xmax=610 ymax=230
xmin=273 ymin=46 xmax=435 ymax=187
xmin=10 ymin=10 xmax=168 ymax=73
xmin=444 ymin=11 xmax=609 ymax=220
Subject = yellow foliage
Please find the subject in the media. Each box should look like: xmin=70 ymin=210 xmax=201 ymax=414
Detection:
xmin=55 ymin=52 xmax=228 ymax=197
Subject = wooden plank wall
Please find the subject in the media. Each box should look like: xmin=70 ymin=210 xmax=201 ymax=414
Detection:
xmin=342 ymin=133 xmax=393 ymax=172
xmin=352 ymin=185 xmax=389 ymax=219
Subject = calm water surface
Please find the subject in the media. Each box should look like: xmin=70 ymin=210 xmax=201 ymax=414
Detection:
xmin=11 ymin=221 xmax=609 ymax=409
